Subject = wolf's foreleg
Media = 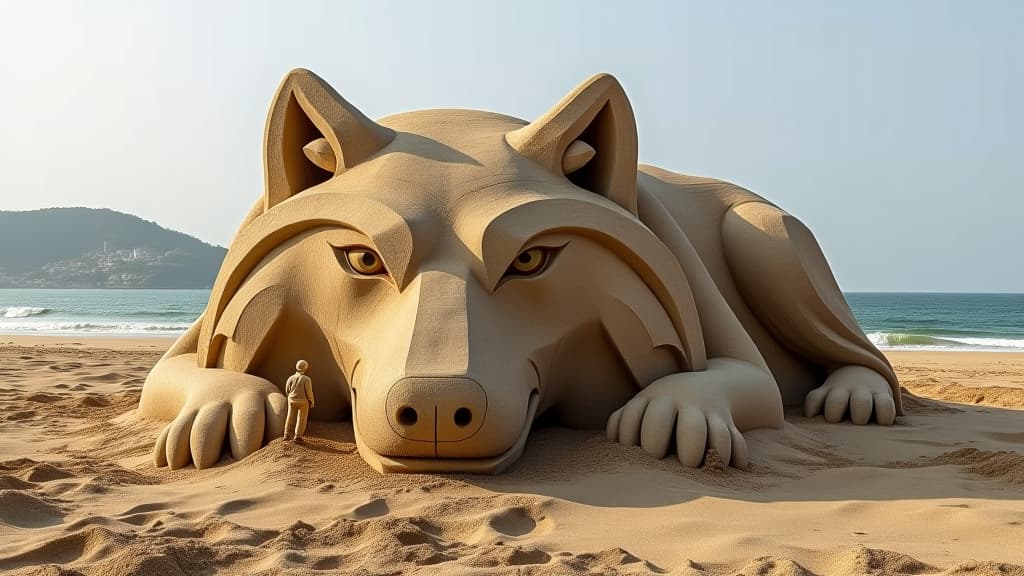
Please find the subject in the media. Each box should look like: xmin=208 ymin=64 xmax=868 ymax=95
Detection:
xmin=721 ymin=201 xmax=901 ymax=425
xmin=803 ymin=365 xmax=896 ymax=425
xmin=139 ymin=318 xmax=287 ymax=470
xmin=606 ymin=358 xmax=782 ymax=469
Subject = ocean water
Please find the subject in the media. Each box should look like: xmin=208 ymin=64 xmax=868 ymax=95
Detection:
xmin=0 ymin=289 xmax=1021 ymax=351
xmin=846 ymin=292 xmax=1024 ymax=351
xmin=0 ymin=289 xmax=206 ymax=336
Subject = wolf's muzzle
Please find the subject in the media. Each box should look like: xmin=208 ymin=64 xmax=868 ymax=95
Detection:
xmin=385 ymin=376 xmax=488 ymax=447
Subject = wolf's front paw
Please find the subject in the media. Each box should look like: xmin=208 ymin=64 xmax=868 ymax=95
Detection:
xmin=804 ymin=365 xmax=896 ymax=425
xmin=606 ymin=371 xmax=751 ymax=470
xmin=153 ymin=373 xmax=287 ymax=470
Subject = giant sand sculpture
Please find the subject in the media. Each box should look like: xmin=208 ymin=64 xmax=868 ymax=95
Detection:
xmin=138 ymin=69 xmax=901 ymax=474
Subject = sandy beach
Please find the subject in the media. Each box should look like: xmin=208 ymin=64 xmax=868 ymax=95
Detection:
xmin=0 ymin=336 xmax=1022 ymax=575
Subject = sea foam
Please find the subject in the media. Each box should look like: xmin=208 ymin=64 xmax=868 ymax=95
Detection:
xmin=1 ymin=306 xmax=51 ymax=318
xmin=0 ymin=320 xmax=191 ymax=335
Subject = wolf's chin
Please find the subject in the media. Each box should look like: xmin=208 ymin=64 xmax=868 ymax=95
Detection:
xmin=351 ymin=389 xmax=540 ymax=475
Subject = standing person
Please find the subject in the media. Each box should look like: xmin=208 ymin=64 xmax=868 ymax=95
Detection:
xmin=283 ymin=360 xmax=315 ymax=443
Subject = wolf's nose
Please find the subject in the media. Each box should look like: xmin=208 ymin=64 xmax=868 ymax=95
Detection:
xmin=386 ymin=377 xmax=487 ymax=443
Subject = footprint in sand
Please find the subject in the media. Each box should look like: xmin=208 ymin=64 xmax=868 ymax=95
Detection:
xmin=466 ymin=504 xmax=552 ymax=546
xmin=487 ymin=506 xmax=541 ymax=537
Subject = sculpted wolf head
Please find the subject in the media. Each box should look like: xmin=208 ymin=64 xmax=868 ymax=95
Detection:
xmin=196 ymin=69 xmax=706 ymax=473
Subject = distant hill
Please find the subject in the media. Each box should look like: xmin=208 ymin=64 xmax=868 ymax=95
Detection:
xmin=0 ymin=208 xmax=226 ymax=289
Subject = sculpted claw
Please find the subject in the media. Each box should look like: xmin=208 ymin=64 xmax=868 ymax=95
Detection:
xmin=805 ymin=365 xmax=897 ymax=426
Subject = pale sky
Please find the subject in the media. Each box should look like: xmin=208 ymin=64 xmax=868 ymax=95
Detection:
xmin=0 ymin=1 xmax=1020 ymax=291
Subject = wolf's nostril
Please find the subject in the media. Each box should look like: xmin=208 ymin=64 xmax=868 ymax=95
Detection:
xmin=397 ymin=406 xmax=418 ymax=426
xmin=453 ymin=407 xmax=472 ymax=428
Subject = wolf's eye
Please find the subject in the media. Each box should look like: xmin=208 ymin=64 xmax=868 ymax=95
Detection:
xmin=506 ymin=248 xmax=551 ymax=277
xmin=346 ymin=248 xmax=386 ymax=276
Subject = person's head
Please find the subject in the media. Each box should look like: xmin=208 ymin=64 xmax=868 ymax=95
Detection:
xmin=296 ymin=359 xmax=309 ymax=373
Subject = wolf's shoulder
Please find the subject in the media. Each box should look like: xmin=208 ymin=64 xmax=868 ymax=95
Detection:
xmin=636 ymin=164 xmax=769 ymax=209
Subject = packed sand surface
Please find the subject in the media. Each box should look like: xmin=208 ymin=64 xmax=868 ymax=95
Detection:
xmin=0 ymin=338 xmax=1022 ymax=576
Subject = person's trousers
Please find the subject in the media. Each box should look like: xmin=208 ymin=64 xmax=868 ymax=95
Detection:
xmin=284 ymin=400 xmax=309 ymax=439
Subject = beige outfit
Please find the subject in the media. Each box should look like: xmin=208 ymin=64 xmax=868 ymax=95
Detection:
xmin=284 ymin=372 xmax=314 ymax=440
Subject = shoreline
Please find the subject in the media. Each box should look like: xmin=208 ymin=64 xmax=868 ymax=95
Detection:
xmin=2 ymin=334 xmax=1024 ymax=360
xmin=1 ymin=333 xmax=1022 ymax=352
xmin=0 ymin=334 xmax=176 ymax=350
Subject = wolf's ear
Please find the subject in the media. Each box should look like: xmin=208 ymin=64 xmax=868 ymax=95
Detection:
xmin=263 ymin=68 xmax=395 ymax=211
xmin=506 ymin=73 xmax=639 ymax=214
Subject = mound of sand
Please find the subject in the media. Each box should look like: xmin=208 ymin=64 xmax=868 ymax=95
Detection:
xmin=930 ymin=448 xmax=1024 ymax=486
xmin=0 ymin=489 xmax=63 ymax=528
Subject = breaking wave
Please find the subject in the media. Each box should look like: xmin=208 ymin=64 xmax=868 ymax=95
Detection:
xmin=1 ymin=306 xmax=51 ymax=318
xmin=867 ymin=332 xmax=1024 ymax=351
xmin=0 ymin=320 xmax=191 ymax=335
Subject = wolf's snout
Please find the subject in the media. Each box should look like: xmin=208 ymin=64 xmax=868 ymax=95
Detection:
xmin=386 ymin=377 xmax=487 ymax=443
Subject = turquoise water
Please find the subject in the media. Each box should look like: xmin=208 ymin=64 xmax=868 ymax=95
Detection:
xmin=0 ymin=289 xmax=207 ymax=335
xmin=0 ymin=289 xmax=1022 ymax=350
